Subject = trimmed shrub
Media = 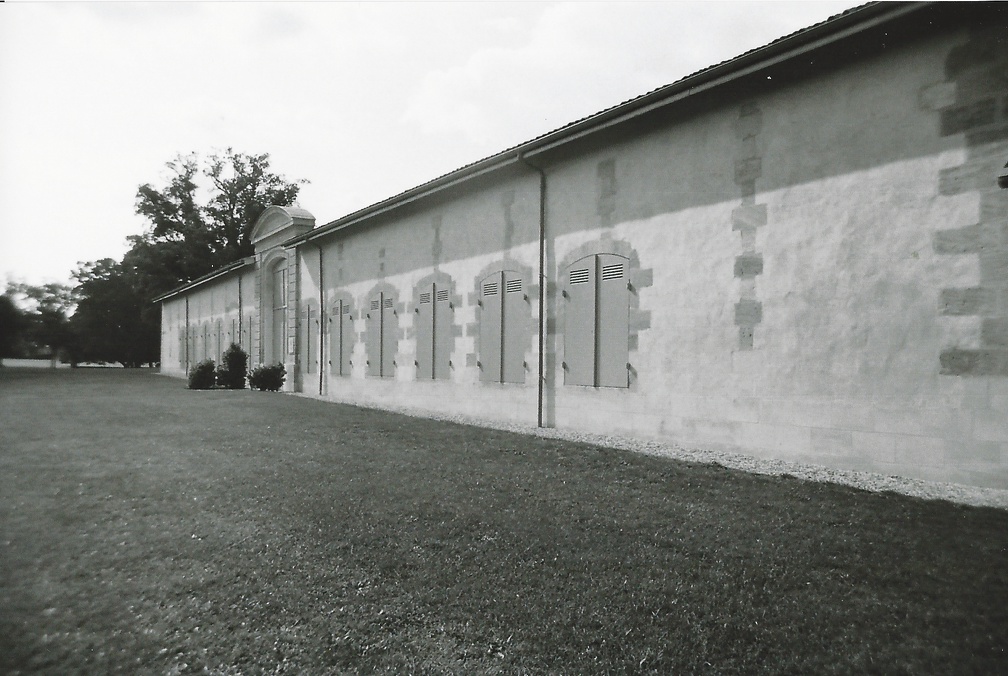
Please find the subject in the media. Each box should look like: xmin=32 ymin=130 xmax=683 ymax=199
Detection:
xmin=187 ymin=359 xmax=216 ymax=390
xmin=249 ymin=363 xmax=286 ymax=392
xmin=216 ymin=343 xmax=248 ymax=390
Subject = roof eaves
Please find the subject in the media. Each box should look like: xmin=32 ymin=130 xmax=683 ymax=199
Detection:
xmin=284 ymin=1 xmax=926 ymax=250
xmin=152 ymin=256 xmax=256 ymax=303
xmin=524 ymin=1 xmax=919 ymax=157
xmin=283 ymin=152 xmax=523 ymax=248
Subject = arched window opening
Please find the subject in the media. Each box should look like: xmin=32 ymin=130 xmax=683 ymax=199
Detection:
xmin=564 ymin=253 xmax=629 ymax=388
xmin=415 ymin=277 xmax=454 ymax=380
xmin=365 ymin=287 xmax=397 ymax=378
xmin=265 ymin=261 xmax=287 ymax=366
xmin=328 ymin=296 xmax=355 ymax=377
xmin=479 ymin=270 xmax=528 ymax=384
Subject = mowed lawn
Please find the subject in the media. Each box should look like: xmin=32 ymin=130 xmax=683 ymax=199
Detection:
xmin=1 ymin=369 xmax=1006 ymax=674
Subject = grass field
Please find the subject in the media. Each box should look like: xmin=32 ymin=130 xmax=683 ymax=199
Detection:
xmin=1 ymin=368 xmax=1006 ymax=673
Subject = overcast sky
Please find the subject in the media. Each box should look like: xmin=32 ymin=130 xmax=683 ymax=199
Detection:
xmin=0 ymin=0 xmax=860 ymax=289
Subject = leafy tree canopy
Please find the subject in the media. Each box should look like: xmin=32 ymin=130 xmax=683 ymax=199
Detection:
xmin=6 ymin=281 xmax=76 ymax=315
xmin=134 ymin=148 xmax=307 ymax=286
xmin=70 ymin=259 xmax=152 ymax=367
xmin=67 ymin=149 xmax=307 ymax=367
xmin=0 ymin=294 xmax=26 ymax=362
xmin=3 ymin=281 xmax=77 ymax=364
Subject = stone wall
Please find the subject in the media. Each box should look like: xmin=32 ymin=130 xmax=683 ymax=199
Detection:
xmin=160 ymin=16 xmax=1008 ymax=488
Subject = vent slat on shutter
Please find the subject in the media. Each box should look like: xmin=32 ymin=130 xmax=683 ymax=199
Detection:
xmin=505 ymin=279 xmax=522 ymax=293
xmin=601 ymin=263 xmax=624 ymax=280
xmin=483 ymin=282 xmax=498 ymax=296
xmin=436 ymin=289 xmax=449 ymax=302
xmin=343 ymin=306 xmax=350 ymax=315
xmin=370 ymin=300 xmax=379 ymax=310
xmin=419 ymin=292 xmax=431 ymax=304
xmin=569 ymin=268 xmax=590 ymax=285
xmin=383 ymin=298 xmax=393 ymax=309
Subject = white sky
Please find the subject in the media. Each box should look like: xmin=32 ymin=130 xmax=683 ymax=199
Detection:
xmin=0 ymin=0 xmax=860 ymax=288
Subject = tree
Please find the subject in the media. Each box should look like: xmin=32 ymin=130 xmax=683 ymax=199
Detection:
xmin=204 ymin=149 xmax=304 ymax=264
xmin=134 ymin=154 xmax=217 ymax=284
xmin=134 ymin=148 xmax=307 ymax=281
xmin=5 ymin=282 xmax=76 ymax=366
xmin=0 ymin=294 xmax=25 ymax=365
xmin=70 ymin=149 xmax=306 ymax=367
xmin=70 ymin=259 xmax=151 ymax=367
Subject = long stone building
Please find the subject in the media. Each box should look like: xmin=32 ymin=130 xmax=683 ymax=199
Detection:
xmin=156 ymin=2 xmax=1008 ymax=489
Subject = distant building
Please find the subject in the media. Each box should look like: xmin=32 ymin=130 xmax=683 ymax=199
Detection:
xmin=156 ymin=3 xmax=1008 ymax=489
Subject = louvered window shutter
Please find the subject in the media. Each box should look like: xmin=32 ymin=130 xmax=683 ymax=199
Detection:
xmin=433 ymin=283 xmax=452 ymax=380
xmin=597 ymin=254 xmax=629 ymax=388
xmin=502 ymin=271 xmax=526 ymax=384
xmin=564 ymin=259 xmax=596 ymax=386
xmin=329 ymin=302 xmax=339 ymax=376
xmin=479 ymin=273 xmax=503 ymax=383
xmin=416 ymin=286 xmax=434 ymax=379
xmin=329 ymin=299 xmax=355 ymax=377
xmin=381 ymin=293 xmax=397 ymax=377
xmin=366 ymin=296 xmax=381 ymax=377
xmin=341 ymin=303 xmax=354 ymax=376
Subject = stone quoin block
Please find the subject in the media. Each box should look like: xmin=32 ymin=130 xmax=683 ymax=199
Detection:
xmin=734 ymin=157 xmax=762 ymax=185
xmin=940 ymin=98 xmax=997 ymax=136
xmin=628 ymin=308 xmax=652 ymax=332
xmin=981 ymin=193 xmax=1008 ymax=226
xmin=918 ymin=81 xmax=957 ymax=111
xmin=953 ymin=62 xmax=1008 ymax=102
xmin=945 ymin=33 xmax=1002 ymax=79
xmin=735 ymin=299 xmax=763 ymax=326
xmin=966 ymin=125 xmax=1008 ymax=146
xmin=941 ymin=348 xmax=1008 ymax=376
xmin=628 ymin=268 xmax=653 ymax=291
xmin=933 ymin=223 xmax=984 ymax=254
xmin=981 ymin=318 xmax=1008 ymax=347
xmin=980 ymin=251 xmax=1008 ymax=284
xmin=738 ymin=326 xmax=754 ymax=350
xmin=735 ymin=108 xmax=762 ymax=139
xmin=734 ymin=254 xmax=764 ymax=278
xmin=732 ymin=204 xmax=767 ymax=232
xmin=940 ymin=287 xmax=995 ymax=316
xmin=940 ymin=348 xmax=980 ymax=375
xmin=939 ymin=163 xmax=983 ymax=195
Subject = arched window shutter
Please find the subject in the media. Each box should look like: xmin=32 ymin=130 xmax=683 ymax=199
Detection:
xmin=564 ymin=253 xmax=629 ymax=388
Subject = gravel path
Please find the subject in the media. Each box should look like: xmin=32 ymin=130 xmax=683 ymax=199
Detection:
xmin=310 ymin=395 xmax=1008 ymax=510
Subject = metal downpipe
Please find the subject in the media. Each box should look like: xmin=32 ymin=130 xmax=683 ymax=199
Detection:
xmin=519 ymin=152 xmax=548 ymax=428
